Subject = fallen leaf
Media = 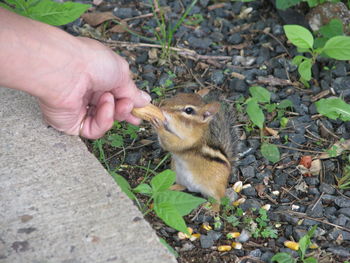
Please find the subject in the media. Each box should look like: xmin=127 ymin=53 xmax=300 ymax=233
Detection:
xmin=299 ymin=156 xmax=312 ymax=169
xmin=257 ymin=75 xmax=295 ymax=87
xmin=109 ymin=23 xmax=128 ymax=33
xmin=319 ymin=139 xmax=350 ymax=159
xmin=196 ymin=88 xmax=210 ymax=97
xmin=297 ymin=159 xmax=322 ymax=177
xmin=231 ymin=72 xmax=245 ymax=80
xmin=148 ymin=48 xmax=158 ymax=63
xmin=295 ymin=181 xmax=308 ymax=192
xmin=264 ymin=127 xmax=279 ymax=138
xmin=93 ymin=0 xmax=103 ymax=6
xmin=82 ymin=12 xmax=116 ymax=26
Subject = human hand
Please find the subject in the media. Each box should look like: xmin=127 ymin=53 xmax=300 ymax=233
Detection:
xmin=38 ymin=37 xmax=151 ymax=139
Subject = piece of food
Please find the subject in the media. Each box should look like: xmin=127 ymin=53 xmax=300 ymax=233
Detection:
xmin=131 ymin=103 xmax=165 ymax=122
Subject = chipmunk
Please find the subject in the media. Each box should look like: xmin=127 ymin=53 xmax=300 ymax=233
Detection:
xmin=151 ymin=92 xmax=238 ymax=211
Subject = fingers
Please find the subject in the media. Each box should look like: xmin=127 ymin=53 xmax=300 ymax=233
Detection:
xmin=80 ymin=92 xmax=115 ymax=139
xmin=114 ymin=97 xmax=142 ymax=125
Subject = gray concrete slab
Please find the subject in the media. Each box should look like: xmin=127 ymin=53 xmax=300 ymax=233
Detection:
xmin=0 ymin=87 xmax=176 ymax=263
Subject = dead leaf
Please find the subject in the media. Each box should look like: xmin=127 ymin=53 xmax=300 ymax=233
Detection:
xmin=257 ymin=75 xmax=295 ymax=87
xmin=299 ymin=156 xmax=312 ymax=169
xmin=82 ymin=12 xmax=116 ymax=26
xmin=264 ymin=127 xmax=279 ymax=138
xmin=148 ymin=48 xmax=158 ymax=63
xmin=297 ymin=159 xmax=321 ymax=177
xmin=208 ymin=3 xmax=226 ymax=11
xmin=109 ymin=23 xmax=128 ymax=33
xmin=319 ymin=139 xmax=350 ymax=159
xmin=139 ymin=139 xmax=154 ymax=145
xmin=231 ymin=72 xmax=245 ymax=80
xmin=295 ymin=181 xmax=309 ymax=192
xmin=196 ymin=88 xmax=210 ymax=97
xmin=93 ymin=0 xmax=103 ymax=6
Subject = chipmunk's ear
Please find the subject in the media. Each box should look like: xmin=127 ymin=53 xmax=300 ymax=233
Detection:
xmin=202 ymin=102 xmax=220 ymax=122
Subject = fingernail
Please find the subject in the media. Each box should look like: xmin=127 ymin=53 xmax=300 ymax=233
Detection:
xmin=141 ymin=91 xmax=151 ymax=102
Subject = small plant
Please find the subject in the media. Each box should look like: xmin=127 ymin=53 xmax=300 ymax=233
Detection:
xmin=272 ymin=225 xmax=318 ymax=263
xmin=149 ymin=0 xmax=198 ymax=60
xmin=151 ymin=70 xmax=177 ymax=97
xmin=132 ymin=169 xmax=206 ymax=234
xmin=315 ymin=97 xmax=350 ymax=121
xmin=251 ymin=208 xmax=278 ymax=239
xmin=245 ymin=86 xmax=292 ymax=163
xmin=0 ymin=0 xmax=90 ymax=26
xmin=276 ymin=0 xmax=345 ymax=10
xmin=284 ymin=24 xmax=350 ymax=87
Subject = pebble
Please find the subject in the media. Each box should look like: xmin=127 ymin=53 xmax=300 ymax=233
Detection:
xmin=240 ymin=166 xmax=255 ymax=179
xmin=304 ymin=177 xmax=319 ymax=186
xmin=338 ymin=207 xmax=350 ymax=217
xmin=187 ymin=36 xmax=212 ymax=49
xmin=319 ymin=183 xmax=336 ymax=195
xmin=124 ymin=152 xmax=141 ymax=165
xmin=237 ymin=229 xmax=250 ymax=243
xmin=335 ymin=197 xmax=350 ymax=208
xmin=327 ymin=246 xmax=350 ymax=257
xmin=240 ymin=199 xmax=261 ymax=212
xmin=274 ymin=172 xmax=288 ymax=186
xmin=199 ymin=234 xmax=214 ymax=249
xmin=209 ymin=32 xmax=224 ymax=42
xmin=305 ymin=202 xmax=323 ymax=217
xmin=332 ymin=61 xmax=347 ymax=77
xmin=228 ymin=33 xmax=243 ymax=44
xmin=210 ymin=70 xmax=225 ymax=85
xmin=225 ymin=188 xmax=239 ymax=203
xmin=328 ymin=229 xmax=350 ymax=241
xmin=113 ymin=7 xmax=135 ymax=19
xmin=238 ymin=154 xmax=257 ymax=166
xmin=293 ymin=227 xmax=307 ymax=241
xmin=261 ymin=251 xmax=274 ymax=262
xmin=249 ymin=249 xmax=262 ymax=258
xmin=180 ymin=242 xmax=195 ymax=252
xmin=229 ymin=78 xmax=248 ymax=93
xmin=242 ymin=186 xmax=257 ymax=197
xmin=331 ymin=214 xmax=349 ymax=226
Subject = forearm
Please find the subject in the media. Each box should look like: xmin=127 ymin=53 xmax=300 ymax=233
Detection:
xmin=0 ymin=8 xmax=87 ymax=101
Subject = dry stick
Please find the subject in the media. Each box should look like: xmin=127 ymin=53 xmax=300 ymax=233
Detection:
xmin=311 ymin=192 xmax=324 ymax=211
xmin=103 ymin=40 xmax=232 ymax=61
xmin=276 ymin=144 xmax=324 ymax=154
xmin=277 ymin=210 xmax=350 ymax=233
xmin=281 ymin=187 xmax=302 ymax=202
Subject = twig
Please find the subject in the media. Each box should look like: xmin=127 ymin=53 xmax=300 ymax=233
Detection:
xmin=250 ymin=29 xmax=290 ymax=57
xmin=311 ymin=192 xmax=324 ymax=211
xmin=276 ymin=144 xmax=324 ymax=154
xmin=103 ymin=39 xmax=232 ymax=61
xmin=276 ymin=210 xmax=350 ymax=233
xmin=281 ymin=187 xmax=302 ymax=202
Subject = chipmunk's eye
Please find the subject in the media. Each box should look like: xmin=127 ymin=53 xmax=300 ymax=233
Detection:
xmin=184 ymin=107 xmax=195 ymax=115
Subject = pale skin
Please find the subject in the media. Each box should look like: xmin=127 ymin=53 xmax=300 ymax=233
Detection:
xmin=0 ymin=7 xmax=151 ymax=139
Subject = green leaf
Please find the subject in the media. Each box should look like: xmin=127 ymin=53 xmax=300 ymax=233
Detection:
xmin=111 ymin=172 xmax=136 ymax=200
xmin=108 ymin=134 xmax=124 ymax=147
xmin=315 ymin=98 xmax=350 ymax=121
xmin=271 ymin=252 xmax=296 ymax=263
xmin=159 ymin=238 xmax=179 ymax=258
xmin=27 ymin=0 xmax=90 ymax=26
xmin=275 ymin=0 xmax=301 ymax=10
xmin=319 ymin=19 xmax=343 ymax=38
xmin=298 ymin=59 xmax=312 ymax=81
xmin=151 ymin=169 xmax=176 ymax=193
xmin=284 ymin=25 xmax=314 ymax=49
xmin=249 ymin=86 xmax=271 ymax=103
xmin=133 ymin=183 xmax=153 ymax=195
xmin=277 ymin=99 xmax=293 ymax=109
xmin=303 ymin=257 xmax=318 ymax=263
xmin=308 ymin=224 xmax=317 ymax=237
xmin=246 ymin=98 xmax=265 ymax=129
xmin=261 ymin=143 xmax=280 ymax=163
xmin=153 ymin=202 xmax=188 ymax=233
xmin=314 ymin=37 xmax=328 ymax=49
xmin=292 ymin=55 xmax=307 ymax=66
xmin=322 ymin=36 xmax=350 ymax=60
xmin=154 ymin=190 xmax=205 ymax=216
xmin=299 ymin=234 xmax=311 ymax=258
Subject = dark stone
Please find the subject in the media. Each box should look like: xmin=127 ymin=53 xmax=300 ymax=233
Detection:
xmin=335 ymin=197 xmax=350 ymax=208
xmin=274 ymin=68 xmax=288 ymax=79
xmin=289 ymin=134 xmax=306 ymax=145
xmin=322 ymin=194 xmax=337 ymax=203
xmin=194 ymin=214 xmax=214 ymax=223
xmin=238 ymin=155 xmax=257 ymax=166
xmin=207 ymin=230 xmax=222 ymax=241
xmin=319 ymin=183 xmax=336 ymax=194
xmin=249 ymin=249 xmax=262 ymax=258
xmin=327 ymin=247 xmax=350 ymax=258
xmin=272 ymin=24 xmax=284 ymax=35
xmin=231 ymin=1 xmax=243 ymax=14
xmin=304 ymin=177 xmax=319 ymax=186
xmin=242 ymin=186 xmax=257 ymax=197
xmin=113 ymin=7 xmax=134 ymax=19
xmin=332 ymin=61 xmax=347 ymax=77
xmin=136 ymin=53 xmax=148 ymax=64
xmin=332 ymin=214 xmax=349 ymax=226
xmin=302 ymin=219 xmax=319 ymax=226
xmin=282 ymin=213 xmax=299 ymax=225
xmin=209 ymin=32 xmax=224 ymax=42
xmin=188 ymin=36 xmax=212 ymax=49
xmin=228 ymin=33 xmax=243 ymax=44
xmin=338 ymin=207 xmax=350 ymax=217
xmin=240 ymin=166 xmax=255 ymax=179
xmin=325 ymin=207 xmax=337 ymax=217
xmin=293 ymin=227 xmax=307 ymax=241
xmin=306 ymin=202 xmax=323 ymax=217
xmin=210 ymin=70 xmax=225 ymax=85
xmin=240 ymin=199 xmax=261 ymax=212
xmin=333 ymin=77 xmax=350 ymax=97
xmin=125 ymin=152 xmax=141 ymax=165
xmin=200 ymin=234 xmax=214 ymax=248
xmin=229 ymin=78 xmax=248 ymax=93
xmin=274 ymin=172 xmax=288 ymax=186
xmin=199 ymin=0 xmax=210 ymax=7
xmin=328 ymin=229 xmax=350 ymax=241
xmin=261 ymin=251 xmax=274 ymax=263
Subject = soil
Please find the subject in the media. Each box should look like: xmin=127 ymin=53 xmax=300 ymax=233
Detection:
xmin=72 ymin=0 xmax=350 ymax=262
